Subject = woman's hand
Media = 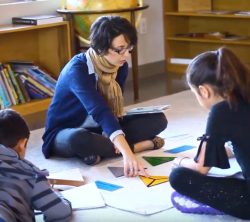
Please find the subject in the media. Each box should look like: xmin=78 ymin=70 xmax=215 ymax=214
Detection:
xmin=122 ymin=150 xmax=148 ymax=177
xmin=113 ymin=134 xmax=149 ymax=177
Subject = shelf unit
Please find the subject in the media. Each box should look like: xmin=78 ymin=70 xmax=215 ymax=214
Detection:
xmin=0 ymin=22 xmax=72 ymax=117
xmin=163 ymin=0 xmax=250 ymax=93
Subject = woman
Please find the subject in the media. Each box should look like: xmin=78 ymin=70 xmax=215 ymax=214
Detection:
xmin=170 ymin=47 xmax=250 ymax=219
xmin=42 ymin=16 xmax=167 ymax=177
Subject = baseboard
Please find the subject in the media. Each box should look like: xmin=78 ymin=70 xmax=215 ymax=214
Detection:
xmin=127 ymin=60 xmax=165 ymax=81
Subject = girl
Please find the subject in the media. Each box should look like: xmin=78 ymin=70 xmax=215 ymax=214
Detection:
xmin=169 ymin=47 xmax=250 ymax=219
xmin=42 ymin=16 xmax=167 ymax=177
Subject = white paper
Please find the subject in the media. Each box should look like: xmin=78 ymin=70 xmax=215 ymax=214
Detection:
xmin=125 ymin=105 xmax=170 ymax=115
xmin=61 ymin=183 xmax=106 ymax=210
xmin=99 ymin=177 xmax=174 ymax=215
xmin=48 ymin=168 xmax=84 ymax=182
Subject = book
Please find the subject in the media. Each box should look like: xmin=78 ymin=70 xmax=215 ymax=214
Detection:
xmin=23 ymin=80 xmax=49 ymax=99
xmin=9 ymin=62 xmax=56 ymax=92
xmin=234 ymin=11 xmax=250 ymax=16
xmin=5 ymin=64 xmax=25 ymax=104
xmin=125 ymin=105 xmax=170 ymax=115
xmin=0 ymin=68 xmax=14 ymax=106
xmin=12 ymin=14 xmax=63 ymax=25
xmin=2 ymin=66 xmax=17 ymax=105
xmin=0 ymin=75 xmax=11 ymax=108
xmin=0 ymin=68 xmax=12 ymax=107
xmin=15 ymin=75 xmax=31 ymax=102
xmin=170 ymin=58 xmax=192 ymax=65
xmin=27 ymin=68 xmax=56 ymax=91
xmin=47 ymin=168 xmax=85 ymax=187
xmin=19 ymin=74 xmax=54 ymax=97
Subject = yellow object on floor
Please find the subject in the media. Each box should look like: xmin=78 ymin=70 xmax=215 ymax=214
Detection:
xmin=139 ymin=175 xmax=169 ymax=187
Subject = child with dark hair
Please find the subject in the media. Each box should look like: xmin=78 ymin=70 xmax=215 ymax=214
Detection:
xmin=42 ymin=15 xmax=167 ymax=177
xmin=169 ymin=47 xmax=250 ymax=219
xmin=0 ymin=109 xmax=72 ymax=222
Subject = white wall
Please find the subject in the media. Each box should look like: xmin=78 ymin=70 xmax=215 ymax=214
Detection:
xmin=137 ymin=0 xmax=164 ymax=65
xmin=0 ymin=0 xmax=61 ymax=24
xmin=0 ymin=0 xmax=164 ymax=65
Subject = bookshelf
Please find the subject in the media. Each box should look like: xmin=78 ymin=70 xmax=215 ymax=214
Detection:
xmin=163 ymin=0 xmax=250 ymax=93
xmin=0 ymin=22 xmax=71 ymax=118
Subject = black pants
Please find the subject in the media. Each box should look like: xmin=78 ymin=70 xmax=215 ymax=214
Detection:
xmin=169 ymin=167 xmax=250 ymax=220
xmin=52 ymin=113 xmax=167 ymax=159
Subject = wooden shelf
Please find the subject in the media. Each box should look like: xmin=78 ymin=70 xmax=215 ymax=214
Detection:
xmin=13 ymin=98 xmax=52 ymax=116
xmin=0 ymin=22 xmax=72 ymax=117
xmin=163 ymin=0 xmax=250 ymax=93
xmin=167 ymin=37 xmax=250 ymax=45
xmin=165 ymin=12 xmax=250 ymax=19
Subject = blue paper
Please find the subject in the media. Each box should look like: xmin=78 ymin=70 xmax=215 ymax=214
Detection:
xmin=166 ymin=145 xmax=195 ymax=154
xmin=95 ymin=180 xmax=123 ymax=191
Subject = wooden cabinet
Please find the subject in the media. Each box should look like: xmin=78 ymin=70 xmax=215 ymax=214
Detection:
xmin=163 ymin=0 xmax=250 ymax=93
xmin=0 ymin=22 xmax=71 ymax=117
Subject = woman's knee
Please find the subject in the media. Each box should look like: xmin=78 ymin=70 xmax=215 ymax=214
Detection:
xmin=155 ymin=113 xmax=168 ymax=132
xmin=67 ymin=129 xmax=92 ymax=153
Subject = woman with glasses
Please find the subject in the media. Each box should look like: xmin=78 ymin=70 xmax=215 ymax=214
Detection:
xmin=42 ymin=16 xmax=167 ymax=177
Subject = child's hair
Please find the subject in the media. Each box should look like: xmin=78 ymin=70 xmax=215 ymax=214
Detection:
xmin=0 ymin=109 xmax=30 ymax=148
xmin=186 ymin=47 xmax=250 ymax=106
xmin=90 ymin=15 xmax=137 ymax=55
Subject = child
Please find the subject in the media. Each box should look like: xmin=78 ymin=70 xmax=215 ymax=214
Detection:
xmin=0 ymin=109 xmax=72 ymax=222
xmin=169 ymin=47 xmax=250 ymax=219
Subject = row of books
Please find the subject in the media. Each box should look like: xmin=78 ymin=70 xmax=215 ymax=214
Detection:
xmin=0 ymin=61 xmax=57 ymax=109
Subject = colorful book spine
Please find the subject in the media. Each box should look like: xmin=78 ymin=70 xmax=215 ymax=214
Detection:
xmin=0 ymin=74 xmax=11 ymax=108
xmin=20 ymin=74 xmax=53 ymax=97
xmin=0 ymin=69 xmax=13 ymax=106
xmin=22 ymin=79 xmax=49 ymax=99
xmin=5 ymin=64 xmax=25 ymax=104
xmin=33 ymin=67 xmax=57 ymax=85
xmin=15 ymin=75 xmax=31 ymax=102
xmin=0 ymin=64 xmax=16 ymax=105
xmin=27 ymin=68 xmax=56 ymax=91
xmin=0 ymin=66 xmax=12 ymax=108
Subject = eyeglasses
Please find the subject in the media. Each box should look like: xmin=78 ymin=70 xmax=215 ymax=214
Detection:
xmin=110 ymin=45 xmax=134 ymax=55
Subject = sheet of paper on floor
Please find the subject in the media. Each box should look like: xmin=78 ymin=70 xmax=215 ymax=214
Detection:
xmin=61 ymin=183 xmax=106 ymax=210
xmin=98 ymin=176 xmax=174 ymax=215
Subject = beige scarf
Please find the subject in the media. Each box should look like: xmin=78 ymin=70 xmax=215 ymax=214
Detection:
xmin=87 ymin=48 xmax=124 ymax=117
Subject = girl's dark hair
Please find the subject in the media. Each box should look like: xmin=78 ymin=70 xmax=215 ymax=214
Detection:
xmin=90 ymin=15 xmax=137 ymax=55
xmin=186 ymin=47 xmax=250 ymax=106
xmin=0 ymin=109 xmax=30 ymax=148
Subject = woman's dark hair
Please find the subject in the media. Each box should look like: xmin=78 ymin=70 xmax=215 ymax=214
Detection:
xmin=90 ymin=15 xmax=137 ymax=55
xmin=186 ymin=47 xmax=250 ymax=106
xmin=0 ymin=109 xmax=30 ymax=148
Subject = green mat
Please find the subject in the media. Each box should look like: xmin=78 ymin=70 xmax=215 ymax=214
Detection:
xmin=142 ymin=156 xmax=176 ymax=166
